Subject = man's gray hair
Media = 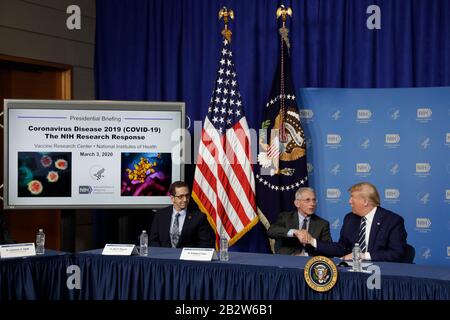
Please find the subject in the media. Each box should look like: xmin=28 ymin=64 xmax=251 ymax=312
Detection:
xmin=295 ymin=187 xmax=315 ymax=200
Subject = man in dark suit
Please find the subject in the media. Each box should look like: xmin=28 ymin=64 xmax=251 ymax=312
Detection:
xmin=267 ymin=187 xmax=332 ymax=256
xmin=0 ymin=213 xmax=14 ymax=245
xmin=149 ymin=181 xmax=214 ymax=248
xmin=300 ymin=182 xmax=407 ymax=262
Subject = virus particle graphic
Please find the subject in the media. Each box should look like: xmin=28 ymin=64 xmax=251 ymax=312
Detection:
xmin=47 ymin=171 xmax=59 ymax=183
xmin=126 ymin=157 xmax=157 ymax=184
xmin=40 ymin=155 xmax=53 ymax=168
xmin=28 ymin=180 xmax=43 ymax=195
xmin=55 ymin=159 xmax=68 ymax=170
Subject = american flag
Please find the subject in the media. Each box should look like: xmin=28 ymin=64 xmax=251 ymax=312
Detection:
xmin=192 ymin=39 xmax=258 ymax=248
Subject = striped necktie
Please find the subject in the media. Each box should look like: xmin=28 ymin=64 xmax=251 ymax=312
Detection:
xmin=358 ymin=217 xmax=367 ymax=252
xmin=171 ymin=212 xmax=181 ymax=248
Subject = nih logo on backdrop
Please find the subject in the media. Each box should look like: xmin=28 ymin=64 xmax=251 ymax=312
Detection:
xmin=329 ymin=109 xmax=342 ymax=121
xmin=445 ymin=133 xmax=450 ymax=147
xmin=356 ymin=109 xmax=372 ymax=123
xmin=417 ymin=192 xmax=431 ymax=205
xmin=384 ymin=189 xmax=400 ymax=204
xmin=415 ymin=163 xmax=431 ymax=177
xmin=307 ymin=162 xmax=314 ymax=175
xmin=418 ymin=137 xmax=431 ymax=150
xmin=416 ymin=218 xmax=432 ymax=233
xmin=419 ymin=247 xmax=432 ymax=260
xmin=330 ymin=217 xmax=340 ymax=230
xmin=387 ymin=163 xmax=400 ymax=175
xmin=329 ymin=163 xmax=342 ymax=176
xmin=326 ymin=188 xmax=341 ymax=203
xmin=447 ymin=247 xmax=450 ymax=259
xmin=388 ymin=108 xmax=400 ymax=121
xmin=384 ymin=134 xmax=400 ymax=148
xmin=416 ymin=108 xmax=432 ymax=122
xmin=358 ymin=137 xmax=370 ymax=150
xmin=326 ymin=134 xmax=342 ymax=148
xmin=299 ymin=109 xmax=314 ymax=123
xmin=355 ymin=163 xmax=371 ymax=177
xmin=445 ymin=190 xmax=450 ymax=204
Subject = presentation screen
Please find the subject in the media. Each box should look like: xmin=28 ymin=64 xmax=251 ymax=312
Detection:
xmin=3 ymin=99 xmax=185 ymax=209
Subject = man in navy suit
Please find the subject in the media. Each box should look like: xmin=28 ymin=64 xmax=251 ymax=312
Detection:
xmin=299 ymin=182 xmax=407 ymax=262
xmin=149 ymin=181 xmax=214 ymax=248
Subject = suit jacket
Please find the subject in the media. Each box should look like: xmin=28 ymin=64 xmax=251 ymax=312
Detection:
xmin=316 ymin=206 xmax=407 ymax=262
xmin=267 ymin=211 xmax=332 ymax=255
xmin=0 ymin=214 xmax=14 ymax=245
xmin=149 ymin=206 xmax=215 ymax=248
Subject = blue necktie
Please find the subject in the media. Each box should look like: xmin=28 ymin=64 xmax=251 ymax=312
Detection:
xmin=301 ymin=217 xmax=308 ymax=230
xmin=358 ymin=217 xmax=367 ymax=252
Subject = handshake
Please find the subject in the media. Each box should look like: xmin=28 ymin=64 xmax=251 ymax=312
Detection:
xmin=293 ymin=230 xmax=313 ymax=245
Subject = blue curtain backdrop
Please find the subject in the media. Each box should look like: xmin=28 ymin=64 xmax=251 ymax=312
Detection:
xmin=94 ymin=0 xmax=450 ymax=251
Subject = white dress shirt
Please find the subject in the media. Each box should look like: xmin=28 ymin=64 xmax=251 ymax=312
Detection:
xmin=287 ymin=211 xmax=310 ymax=237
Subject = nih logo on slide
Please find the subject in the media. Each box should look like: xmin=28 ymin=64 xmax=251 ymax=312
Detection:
xmin=415 ymin=218 xmax=432 ymax=233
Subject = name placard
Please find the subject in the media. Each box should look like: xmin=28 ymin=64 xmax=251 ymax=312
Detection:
xmin=179 ymin=247 xmax=217 ymax=261
xmin=0 ymin=243 xmax=36 ymax=258
xmin=101 ymin=244 xmax=138 ymax=256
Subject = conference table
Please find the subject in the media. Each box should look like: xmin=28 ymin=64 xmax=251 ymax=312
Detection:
xmin=1 ymin=247 xmax=449 ymax=300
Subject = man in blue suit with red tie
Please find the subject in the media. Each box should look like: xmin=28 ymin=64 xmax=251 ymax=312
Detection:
xmin=298 ymin=182 xmax=408 ymax=262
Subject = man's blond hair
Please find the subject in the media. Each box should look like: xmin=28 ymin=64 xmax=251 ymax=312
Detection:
xmin=348 ymin=182 xmax=380 ymax=207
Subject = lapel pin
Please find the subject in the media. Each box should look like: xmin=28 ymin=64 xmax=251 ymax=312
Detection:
xmin=377 ymin=222 xmax=380 ymax=226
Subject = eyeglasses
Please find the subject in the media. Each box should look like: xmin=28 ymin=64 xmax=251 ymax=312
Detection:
xmin=297 ymin=198 xmax=317 ymax=203
xmin=173 ymin=194 xmax=190 ymax=200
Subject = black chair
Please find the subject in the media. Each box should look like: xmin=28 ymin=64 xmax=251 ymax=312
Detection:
xmin=403 ymin=244 xmax=415 ymax=263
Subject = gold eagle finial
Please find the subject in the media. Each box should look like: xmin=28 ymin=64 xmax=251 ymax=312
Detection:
xmin=276 ymin=5 xmax=292 ymax=28
xmin=219 ymin=6 xmax=234 ymax=42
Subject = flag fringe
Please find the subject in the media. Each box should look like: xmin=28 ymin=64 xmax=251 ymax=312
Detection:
xmin=192 ymin=190 xmax=259 ymax=249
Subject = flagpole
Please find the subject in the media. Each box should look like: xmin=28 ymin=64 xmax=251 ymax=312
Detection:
xmin=276 ymin=5 xmax=293 ymax=143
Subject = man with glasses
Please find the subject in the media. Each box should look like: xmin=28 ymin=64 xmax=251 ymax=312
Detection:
xmin=149 ymin=181 xmax=214 ymax=248
xmin=267 ymin=187 xmax=332 ymax=256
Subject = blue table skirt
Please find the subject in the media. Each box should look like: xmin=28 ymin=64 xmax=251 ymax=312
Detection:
xmin=71 ymin=248 xmax=450 ymax=300
xmin=1 ymin=248 xmax=449 ymax=300
xmin=0 ymin=250 xmax=72 ymax=300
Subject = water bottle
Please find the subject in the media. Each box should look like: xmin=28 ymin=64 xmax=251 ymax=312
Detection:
xmin=139 ymin=230 xmax=148 ymax=256
xmin=36 ymin=229 xmax=45 ymax=255
xmin=352 ymin=242 xmax=362 ymax=272
xmin=219 ymin=233 xmax=229 ymax=261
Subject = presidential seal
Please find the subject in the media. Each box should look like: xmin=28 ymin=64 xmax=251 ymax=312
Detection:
xmin=304 ymin=256 xmax=338 ymax=292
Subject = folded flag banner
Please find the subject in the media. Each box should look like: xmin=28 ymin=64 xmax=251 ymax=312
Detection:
xmin=256 ymin=7 xmax=309 ymax=247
